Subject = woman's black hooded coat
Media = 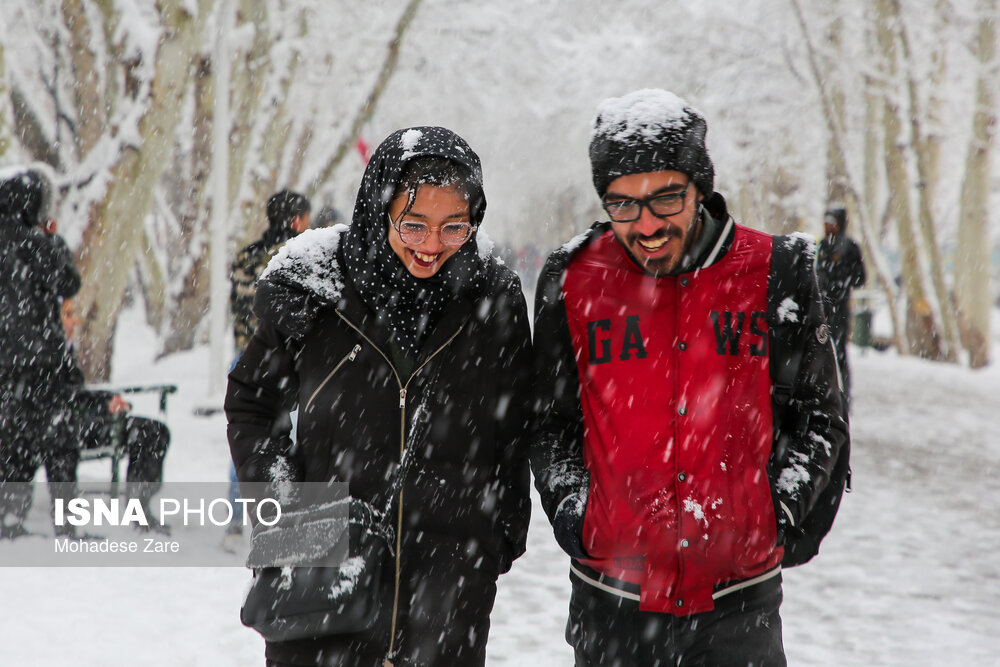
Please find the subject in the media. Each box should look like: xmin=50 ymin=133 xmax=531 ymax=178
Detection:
xmin=225 ymin=128 xmax=532 ymax=662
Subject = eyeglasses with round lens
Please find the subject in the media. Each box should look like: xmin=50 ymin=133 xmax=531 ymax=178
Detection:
xmin=390 ymin=214 xmax=476 ymax=246
xmin=602 ymin=183 xmax=692 ymax=222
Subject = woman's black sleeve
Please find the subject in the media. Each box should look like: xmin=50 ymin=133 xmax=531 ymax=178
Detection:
xmin=225 ymin=318 xmax=304 ymax=486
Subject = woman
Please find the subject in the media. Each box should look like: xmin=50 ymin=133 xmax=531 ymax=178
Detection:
xmin=226 ymin=127 xmax=532 ymax=666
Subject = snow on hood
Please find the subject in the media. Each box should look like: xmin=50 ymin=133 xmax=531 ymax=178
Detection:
xmin=260 ymin=223 xmax=349 ymax=304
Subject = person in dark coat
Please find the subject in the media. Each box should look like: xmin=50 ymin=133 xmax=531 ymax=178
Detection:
xmin=225 ymin=189 xmax=310 ymax=546
xmin=0 ymin=166 xmax=81 ymax=538
xmin=59 ymin=299 xmax=170 ymax=516
xmin=816 ymin=207 xmax=866 ymax=402
xmin=531 ymin=90 xmax=849 ymax=666
xmin=230 ymin=189 xmax=312 ymax=356
xmin=226 ymin=126 xmax=532 ymax=667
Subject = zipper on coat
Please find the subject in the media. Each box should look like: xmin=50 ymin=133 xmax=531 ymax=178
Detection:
xmin=303 ymin=343 xmax=361 ymax=413
xmin=335 ymin=311 xmax=467 ymax=661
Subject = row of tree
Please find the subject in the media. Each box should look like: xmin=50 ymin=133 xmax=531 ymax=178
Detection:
xmin=792 ymin=0 xmax=996 ymax=367
xmin=0 ymin=0 xmax=994 ymax=382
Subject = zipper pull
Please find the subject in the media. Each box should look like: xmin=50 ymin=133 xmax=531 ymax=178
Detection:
xmin=348 ymin=343 xmax=361 ymax=361
xmin=399 ymin=388 xmax=406 ymax=409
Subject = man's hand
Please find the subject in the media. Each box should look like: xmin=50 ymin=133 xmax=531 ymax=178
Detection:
xmin=553 ymin=490 xmax=590 ymax=560
xmin=107 ymin=395 xmax=131 ymax=414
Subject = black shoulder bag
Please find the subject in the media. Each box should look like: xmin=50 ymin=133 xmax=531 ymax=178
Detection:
xmin=240 ymin=445 xmax=417 ymax=641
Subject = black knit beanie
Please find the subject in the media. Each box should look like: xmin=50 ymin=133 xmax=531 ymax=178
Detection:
xmin=589 ymin=89 xmax=714 ymax=198
xmin=266 ymin=189 xmax=311 ymax=230
xmin=825 ymin=207 xmax=847 ymax=231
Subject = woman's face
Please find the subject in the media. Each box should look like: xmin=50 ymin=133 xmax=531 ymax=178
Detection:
xmin=386 ymin=184 xmax=472 ymax=279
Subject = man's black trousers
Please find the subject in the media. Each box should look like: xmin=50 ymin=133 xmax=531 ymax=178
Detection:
xmin=565 ymin=564 xmax=786 ymax=667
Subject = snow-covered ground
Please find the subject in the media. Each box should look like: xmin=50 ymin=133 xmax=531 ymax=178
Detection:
xmin=2 ymin=305 xmax=999 ymax=666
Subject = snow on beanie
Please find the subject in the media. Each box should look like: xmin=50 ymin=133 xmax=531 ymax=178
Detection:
xmin=589 ymin=89 xmax=714 ymax=198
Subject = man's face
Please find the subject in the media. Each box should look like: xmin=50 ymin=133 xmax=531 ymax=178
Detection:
xmin=61 ymin=299 xmax=78 ymax=340
xmin=824 ymin=217 xmax=839 ymax=238
xmin=604 ymin=170 xmax=702 ymax=276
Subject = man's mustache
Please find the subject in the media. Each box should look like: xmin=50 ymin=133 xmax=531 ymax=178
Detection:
xmin=628 ymin=226 xmax=683 ymax=244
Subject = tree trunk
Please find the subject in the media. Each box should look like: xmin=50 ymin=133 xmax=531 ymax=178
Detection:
xmin=876 ymin=0 xmax=944 ymax=360
xmin=136 ymin=223 xmax=168 ymax=334
xmin=790 ymin=0 xmax=907 ymax=353
xmin=894 ymin=0 xmax=960 ymax=362
xmin=159 ymin=54 xmax=215 ymax=356
xmin=0 ymin=41 xmax=12 ymax=162
xmin=61 ymin=0 xmax=104 ymax=158
xmin=824 ymin=1 xmax=849 ymax=207
xmin=955 ymin=0 xmax=996 ymax=368
xmin=75 ymin=0 xmax=212 ymax=380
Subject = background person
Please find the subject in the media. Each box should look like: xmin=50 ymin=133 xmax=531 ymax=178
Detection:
xmin=226 ymin=126 xmax=532 ymax=666
xmin=224 ymin=189 xmax=311 ymax=549
xmin=531 ymin=89 xmax=849 ymax=666
xmin=230 ymin=189 xmax=312 ymax=356
xmin=0 ymin=166 xmax=81 ymax=539
xmin=816 ymin=206 xmax=866 ymax=403
xmin=60 ymin=299 xmax=170 ymax=522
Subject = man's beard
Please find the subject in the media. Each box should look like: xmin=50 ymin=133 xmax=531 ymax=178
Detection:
xmin=621 ymin=222 xmax=699 ymax=277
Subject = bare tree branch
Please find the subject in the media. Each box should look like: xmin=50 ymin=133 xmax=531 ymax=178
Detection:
xmin=304 ymin=0 xmax=423 ymax=197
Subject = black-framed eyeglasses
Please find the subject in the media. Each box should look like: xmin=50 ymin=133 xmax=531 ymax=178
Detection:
xmin=388 ymin=213 xmax=476 ymax=246
xmin=602 ymin=183 xmax=692 ymax=222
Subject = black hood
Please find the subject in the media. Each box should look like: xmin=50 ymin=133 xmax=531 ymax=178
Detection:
xmin=0 ymin=168 xmax=51 ymax=227
xmin=338 ymin=127 xmax=492 ymax=360
xmin=346 ymin=126 xmax=487 ymax=242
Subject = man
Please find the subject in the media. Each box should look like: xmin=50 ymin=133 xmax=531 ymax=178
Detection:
xmin=531 ymin=89 xmax=849 ymax=665
xmin=0 ymin=166 xmax=81 ymax=538
xmin=816 ymin=207 xmax=866 ymax=402
xmin=225 ymin=189 xmax=309 ymax=548
xmin=60 ymin=299 xmax=170 ymax=521
xmin=230 ymin=189 xmax=311 ymax=355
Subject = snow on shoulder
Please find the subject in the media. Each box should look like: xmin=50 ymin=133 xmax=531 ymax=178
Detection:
xmin=785 ymin=231 xmax=816 ymax=260
xmin=560 ymin=229 xmax=592 ymax=255
xmin=260 ymin=223 xmax=349 ymax=304
xmin=592 ymin=89 xmax=697 ymax=144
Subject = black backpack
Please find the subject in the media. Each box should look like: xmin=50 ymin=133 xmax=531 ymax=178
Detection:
xmin=769 ymin=234 xmax=851 ymax=568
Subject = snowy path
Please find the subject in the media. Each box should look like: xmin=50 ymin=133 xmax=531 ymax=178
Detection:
xmin=1 ymin=327 xmax=998 ymax=665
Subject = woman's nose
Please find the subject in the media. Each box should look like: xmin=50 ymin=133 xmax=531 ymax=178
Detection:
xmin=417 ymin=228 xmax=445 ymax=253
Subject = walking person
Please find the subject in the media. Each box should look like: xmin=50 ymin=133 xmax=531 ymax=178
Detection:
xmin=0 ymin=166 xmax=81 ymax=538
xmin=816 ymin=207 xmax=866 ymax=404
xmin=226 ymin=126 xmax=532 ymax=666
xmin=530 ymin=89 xmax=849 ymax=666
xmin=224 ymin=189 xmax=311 ymax=549
xmin=230 ymin=189 xmax=312 ymax=356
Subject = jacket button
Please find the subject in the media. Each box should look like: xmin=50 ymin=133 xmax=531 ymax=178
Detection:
xmin=680 ymin=277 xmax=690 ymax=287
xmin=676 ymin=599 xmax=685 ymax=607
xmin=678 ymin=406 xmax=687 ymax=416
xmin=678 ymin=342 xmax=687 ymax=351
xmin=680 ymin=539 xmax=690 ymax=548
xmin=677 ymin=472 xmax=687 ymax=482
